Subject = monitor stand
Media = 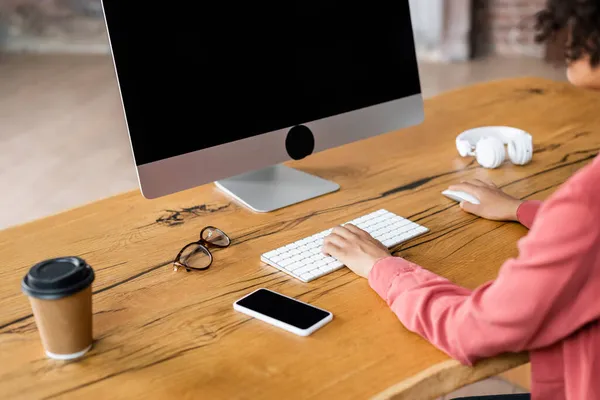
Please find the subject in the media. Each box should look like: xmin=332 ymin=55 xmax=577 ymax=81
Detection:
xmin=215 ymin=164 xmax=340 ymax=213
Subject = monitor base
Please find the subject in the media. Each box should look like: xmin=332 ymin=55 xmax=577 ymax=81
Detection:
xmin=215 ymin=165 xmax=340 ymax=213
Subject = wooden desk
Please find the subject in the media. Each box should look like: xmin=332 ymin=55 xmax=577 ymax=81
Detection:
xmin=1 ymin=78 xmax=599 ymax=400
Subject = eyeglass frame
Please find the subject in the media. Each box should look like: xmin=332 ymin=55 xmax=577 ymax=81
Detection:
xmin=173 ymin=226 xmax=231 ymax=272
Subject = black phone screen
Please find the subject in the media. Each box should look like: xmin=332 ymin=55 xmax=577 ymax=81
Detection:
xmin=236 ymin=289 xmax=330 ymax=330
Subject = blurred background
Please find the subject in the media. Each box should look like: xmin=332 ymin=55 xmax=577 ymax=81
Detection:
xmin=0 ymin=1 xmax=565 ymax=397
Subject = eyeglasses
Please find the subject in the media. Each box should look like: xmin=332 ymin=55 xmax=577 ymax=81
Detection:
xmin=173 ymin=226 xmax=231 ymax=272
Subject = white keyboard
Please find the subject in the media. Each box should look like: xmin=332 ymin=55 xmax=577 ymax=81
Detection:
xmin=261 ymin=209 xmax=429 ymax=282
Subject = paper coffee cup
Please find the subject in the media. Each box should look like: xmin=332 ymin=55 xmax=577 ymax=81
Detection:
xmin=22 ymin=257 xmax=95 ymax=360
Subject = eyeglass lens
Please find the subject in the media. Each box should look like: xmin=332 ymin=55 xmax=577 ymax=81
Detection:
xmin=179 ymin=243 xmax=212 ymax=270
xmin=201 ymin=227 xmax=231 ymax=247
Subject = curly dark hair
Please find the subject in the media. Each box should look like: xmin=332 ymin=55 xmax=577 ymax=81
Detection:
xmin=535 ymin=0 xmax=600 ymax=66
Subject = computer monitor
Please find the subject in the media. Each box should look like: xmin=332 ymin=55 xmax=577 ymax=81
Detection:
xmin=101 ymin=1 xmax=424 ymax=212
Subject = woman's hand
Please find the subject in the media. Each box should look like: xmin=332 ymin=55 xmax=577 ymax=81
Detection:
xmin=448 ymin=179 xmax=523 ymax=221
xmin=322 ymin=224 xmax=391 ymax=279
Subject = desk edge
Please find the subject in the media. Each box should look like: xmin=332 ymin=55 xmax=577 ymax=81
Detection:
xmin=371 ymin=352 xmax=530 ymax=400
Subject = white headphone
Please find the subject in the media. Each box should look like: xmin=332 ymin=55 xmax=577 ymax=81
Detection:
xmin=456 ymin=126 xmax=533 ymax=169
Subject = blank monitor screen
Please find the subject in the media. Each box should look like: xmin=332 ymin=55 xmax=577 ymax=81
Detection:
xmin=102 ymin=1 xmax=421 ymax=167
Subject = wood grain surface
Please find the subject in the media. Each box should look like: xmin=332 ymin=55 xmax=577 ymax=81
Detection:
xmin=1 ymin=78 xmax=599 ymax=400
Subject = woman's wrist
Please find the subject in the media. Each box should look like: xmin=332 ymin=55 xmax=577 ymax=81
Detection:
xmin=510 ymin=200 xmax=525 ymax=222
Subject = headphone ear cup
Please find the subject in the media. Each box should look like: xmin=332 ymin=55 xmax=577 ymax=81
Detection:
xmin=475 ymin=137 xmax=506 ymax=169
xmin=507 ymin=135 xmax=533 ymax=165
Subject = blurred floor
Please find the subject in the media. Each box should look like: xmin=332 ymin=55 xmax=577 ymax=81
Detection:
xmin=0 ymin=54 xmax=133 ymax=230
xmin=418 ymin=56 xmax=567 ymax=98
xmin=0 ymin=53 xmax=551 ymax=397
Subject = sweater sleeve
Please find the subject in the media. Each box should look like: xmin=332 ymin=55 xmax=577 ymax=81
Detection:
xmin=516 ymin=200 xmax=543 ymax=229
xmin=368 ymin=194 xmax=598 ymax=366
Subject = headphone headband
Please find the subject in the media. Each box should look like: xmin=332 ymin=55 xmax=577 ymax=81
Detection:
xmin=456 ymin=126 xmax=531 ymax=147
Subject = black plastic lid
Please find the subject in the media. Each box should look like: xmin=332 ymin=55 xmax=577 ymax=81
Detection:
xmin=22 ymin=257 xmax=94 ymax=300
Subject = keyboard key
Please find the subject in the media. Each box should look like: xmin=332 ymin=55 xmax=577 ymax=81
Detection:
xmin=300 ymin=272 xmax=313 ymax=281
xmin=363 ymin=219 xmax=376 ymax=227
xmin=373 ymin=216 xmax=388 ymax=225
xmin=324 ymin=264 xmax=337 ymax=272
xmin=372 ymin=229 xmax=384 ymax=237
xmin=415 ymin=226 xmax=428 ymax=234
xmin=405 ymin=231 xmax=421 ymax=240
xmin=381 ymin=232 xmax=393 ymax=241
xmin=392 ymin=221 xmax=409 ymax=231
xmin=318 ymin=266 xmax=331 ymax=274
xmin=295 ymin=265 xmax=313 ymax=275
xmin=354 ymin=215 xmax=368 ymax=224
xmin=279 ymin=258 xmax=294 ymax=267
xmin=264 ymin=250 xmax=279 ymax=259
xmin=306 ymin=241 xmax=319 ymax=250
xmin=400 ymin=232 xmax=415 ymax=241
xmin=310 ymin=254 xmax=323 ymax=262
xmin=383 ymin=238 xmax=397 ymax=247
xmin=285 ymin=262 xmax=303 ymax=271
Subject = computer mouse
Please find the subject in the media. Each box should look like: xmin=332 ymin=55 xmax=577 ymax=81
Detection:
xmin=442 ymin=189 xmax=481 ymax=205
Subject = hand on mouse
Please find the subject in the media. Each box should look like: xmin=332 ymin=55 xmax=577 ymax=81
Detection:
xmin=448 ymin=179 xmax=523 ymax=221
xmin=322 ymin=224 xmax=391 ymax=279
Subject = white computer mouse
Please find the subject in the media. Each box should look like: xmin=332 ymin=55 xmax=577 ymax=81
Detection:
xmin=442 ymin=189 xmax=481 ymax=205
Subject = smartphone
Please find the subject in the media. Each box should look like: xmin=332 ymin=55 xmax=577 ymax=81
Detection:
xmin=233 ymin=288 xmax=333 ymax=336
